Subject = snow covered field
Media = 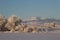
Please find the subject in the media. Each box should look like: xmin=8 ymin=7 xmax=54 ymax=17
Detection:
xmin=0 ymin=33 xmax=60 ymax=40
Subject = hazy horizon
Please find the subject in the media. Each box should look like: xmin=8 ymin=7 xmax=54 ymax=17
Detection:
xmin=0 ymin=0 xmax=60 ymax=19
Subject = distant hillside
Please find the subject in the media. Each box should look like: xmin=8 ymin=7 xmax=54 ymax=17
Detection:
xmin=23 ymin=17 xmax=60 ymax=24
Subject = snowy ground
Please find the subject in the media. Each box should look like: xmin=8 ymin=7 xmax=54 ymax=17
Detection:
xmin=0 ymin=27 xmax=60 ymax=40
xmin=0 ymin=32 xmax=60 ymax=40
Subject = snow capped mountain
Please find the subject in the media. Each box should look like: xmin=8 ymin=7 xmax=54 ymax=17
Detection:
xmin=23 ymin=17 xmax=60 ymax=24
xmin=25 ymin=17 xmax=46 ymax=21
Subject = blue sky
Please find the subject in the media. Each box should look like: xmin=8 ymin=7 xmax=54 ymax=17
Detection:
xmin=0 ymin=0 xmax=60 ymax=19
